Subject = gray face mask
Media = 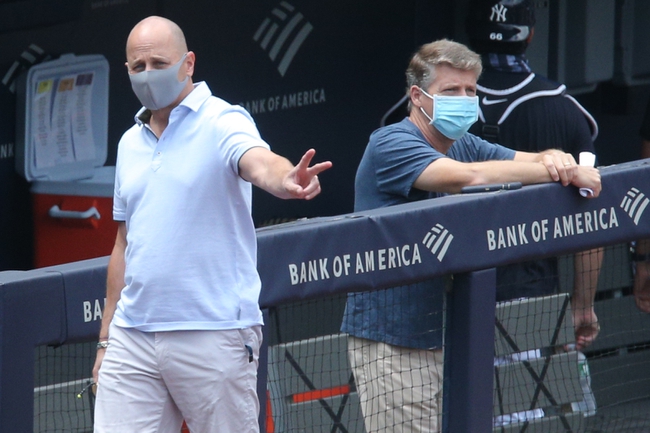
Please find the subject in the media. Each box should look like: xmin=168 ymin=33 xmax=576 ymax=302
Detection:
xmin=129 ymin=53 xmax=188 ymax=110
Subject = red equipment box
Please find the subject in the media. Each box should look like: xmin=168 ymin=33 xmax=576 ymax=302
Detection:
xmin=15 ymin=54 xmax=117 ymax=268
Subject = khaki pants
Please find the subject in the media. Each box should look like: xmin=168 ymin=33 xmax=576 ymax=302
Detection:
xmin=348 ymin=336 xmax=444 ymax=433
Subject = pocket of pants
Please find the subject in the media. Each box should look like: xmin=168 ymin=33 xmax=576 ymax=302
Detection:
xmin=238 ymin=326 xmax=262 ymax=363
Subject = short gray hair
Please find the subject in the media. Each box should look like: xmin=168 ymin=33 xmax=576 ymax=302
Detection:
xmin=405 ymin=39 xmax=482 ymax=110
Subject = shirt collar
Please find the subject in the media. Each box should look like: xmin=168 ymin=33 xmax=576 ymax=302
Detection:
xmin=484 ymin=53 xmax=532 ymax=74
xmin=134 ymin=81 xmax=213 ymax=126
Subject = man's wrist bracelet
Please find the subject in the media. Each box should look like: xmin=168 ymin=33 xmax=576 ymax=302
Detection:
xmin=631 ymin=251 xmax=650 ymax=262
xmin=97 ymin=340 xmax=109 ymax=350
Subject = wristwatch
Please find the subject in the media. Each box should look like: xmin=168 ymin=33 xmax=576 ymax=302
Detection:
xmin=97 ymin=340 xmax=109 ymax=350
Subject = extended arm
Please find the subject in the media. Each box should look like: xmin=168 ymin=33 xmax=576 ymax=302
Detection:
xmin=239 ymin=147 xmax=332 ymax=200
xmin=634 ymin=241 xmax=650 ymax=313
xmin=92 ymin=222 xmax=127 ymax=383
xmin=572 ymin=247 xmax=603 ymax=350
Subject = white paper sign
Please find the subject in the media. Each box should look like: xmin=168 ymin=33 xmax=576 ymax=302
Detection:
xmin=32 ymin=79 xmax=55 ymax=168
xmin=71 ymin=72 xmax=96 ymax=161
xmin=48 ymin=75 xmax=76 ymax=165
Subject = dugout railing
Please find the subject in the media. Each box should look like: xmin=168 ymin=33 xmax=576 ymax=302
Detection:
xmin=0 ymin=158 xmax=649 ymax=432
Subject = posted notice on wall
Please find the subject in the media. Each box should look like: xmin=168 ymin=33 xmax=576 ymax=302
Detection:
xmin=32 ymin=72 xmax=96 ymax=169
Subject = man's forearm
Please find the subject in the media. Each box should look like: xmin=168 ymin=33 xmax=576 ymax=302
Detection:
xmin=633 ymin=139 xmax=650 ymax=265
xmin=573 ymin=247 xmax=603 ymax=309
xmin=99 ymin=254 xmax=124 ymax=339
xmin=100 ymin=223 xmax=127 ymax=339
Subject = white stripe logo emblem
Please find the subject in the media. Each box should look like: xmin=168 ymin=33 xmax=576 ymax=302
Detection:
xmin=253 ymin=2 xmax=313 ymax=77
xmin=423 ymin=224 xmax=454 ymax=262
xmin=620 ymin=188 xmax=649 ymax=226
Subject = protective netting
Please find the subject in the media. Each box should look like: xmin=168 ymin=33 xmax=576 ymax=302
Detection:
xmin=32 ymin=244 xmax=650 ymax=433
xmin=265 ymin=244 xmax=650 ymax=433
xmin=34 ymin=342 xmax=95 ymax=433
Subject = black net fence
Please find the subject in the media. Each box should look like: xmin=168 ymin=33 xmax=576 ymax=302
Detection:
xmin=32 ymin=243 xmax=650 ymax=433
xmin=263 ymin=243 xmax=650 ymax=433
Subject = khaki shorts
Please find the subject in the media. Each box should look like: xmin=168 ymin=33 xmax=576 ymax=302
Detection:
xmin=348 ymin=335 xmax=444 ymax=433
xmin=94 ymin=323 xmax=262 ymax=433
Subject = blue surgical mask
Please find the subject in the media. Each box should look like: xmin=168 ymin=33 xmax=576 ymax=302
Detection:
xmin=129 ymin=53 xmax=189 ymax=110
xmin=419 ymin=89 xmax=479 ymax=140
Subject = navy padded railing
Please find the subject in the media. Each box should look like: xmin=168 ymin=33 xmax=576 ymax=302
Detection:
xmin=1 ymin=158 xmax=649 ymax=432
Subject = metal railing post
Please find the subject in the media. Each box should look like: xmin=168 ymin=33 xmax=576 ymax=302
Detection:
xmin=445 ymin=269 xmax=496 ymax=433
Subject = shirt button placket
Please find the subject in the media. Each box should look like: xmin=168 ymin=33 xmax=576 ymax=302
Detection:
xmin=152 ymin=142 xmax=163 ymax=171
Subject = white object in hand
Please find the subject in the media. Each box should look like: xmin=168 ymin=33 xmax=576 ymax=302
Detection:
xmin=578 ymin=152 xmax=596 ymax=197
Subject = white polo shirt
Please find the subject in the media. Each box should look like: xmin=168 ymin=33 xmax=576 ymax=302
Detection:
xmin=112 ymin=82 xmax=267 ymax=332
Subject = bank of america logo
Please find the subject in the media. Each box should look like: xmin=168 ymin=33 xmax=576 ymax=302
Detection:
xmin=620 ymin=188 xmax=649 ymax=225
xmin=2 ymin=44 xmax=49 ymax=93
xmin=423 ymin=224 xmax=454 ymax=262
xmin=253 ymin=2 xmax=313 ymax=77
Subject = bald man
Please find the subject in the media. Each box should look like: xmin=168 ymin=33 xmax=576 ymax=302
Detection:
xmin=92 ymin=16 xmax=331 ymax=433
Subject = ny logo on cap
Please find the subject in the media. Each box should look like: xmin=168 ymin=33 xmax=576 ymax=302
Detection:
xmin=490 ymin=4 xmax=508 ymax=22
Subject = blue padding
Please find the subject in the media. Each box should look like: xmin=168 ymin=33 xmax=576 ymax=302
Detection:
xmin=0 ymin=157 xmax=649 ymax=432
xmin=445 ymin=269 xmax=497 ymax=433
xmin=0 ymin=269 xmax=65 ymax=432
xmin=41 ymin=257 xmax=109 ymax=343
xmin=257 ymin=159 xmax=650 ymax=307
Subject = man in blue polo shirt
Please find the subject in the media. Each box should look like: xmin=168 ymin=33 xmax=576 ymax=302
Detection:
xmin=341 ymin=39 xmax=601 ymax=433
xmin=92 ymin=15 xmax=332 ymax=433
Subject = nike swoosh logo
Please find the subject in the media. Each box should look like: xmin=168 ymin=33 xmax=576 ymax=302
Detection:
xmin=482 ymin=96 xmax=508 ymax=105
